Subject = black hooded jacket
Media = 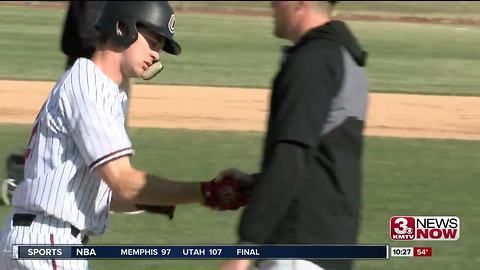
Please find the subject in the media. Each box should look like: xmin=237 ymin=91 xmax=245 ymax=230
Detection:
xmin=238 ymin=20 xmax=369 ymax=270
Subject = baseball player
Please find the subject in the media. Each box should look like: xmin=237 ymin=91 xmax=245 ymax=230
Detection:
xmin=0 ymin=2 xmax=247 ymax=269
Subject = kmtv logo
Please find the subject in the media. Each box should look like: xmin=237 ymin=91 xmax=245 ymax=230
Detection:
xmin=390 ymin=216 xmax=460 ymax=241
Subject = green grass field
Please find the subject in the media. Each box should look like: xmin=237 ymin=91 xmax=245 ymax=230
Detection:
xmin=0 ymin=124 xmax=478 ymax=269
xmin=0 ymin=6 xmax=479 ymax=95
xmin=0 ymin=2 xmax=479 ymax=269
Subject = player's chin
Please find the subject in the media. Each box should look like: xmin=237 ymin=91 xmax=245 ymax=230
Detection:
xmin=132 ymin=67 xmax=146 ymax=78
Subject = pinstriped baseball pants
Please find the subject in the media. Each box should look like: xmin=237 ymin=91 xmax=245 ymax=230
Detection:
xmin=0 ymin=213 xmax=88 ymax=270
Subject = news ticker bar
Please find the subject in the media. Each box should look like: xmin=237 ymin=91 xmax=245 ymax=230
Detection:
xmin=16 ymin=245 xmax=390 ymax=260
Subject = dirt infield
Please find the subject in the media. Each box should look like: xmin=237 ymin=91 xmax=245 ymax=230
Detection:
xmin=1 ymin=80 xmax=479 ymax=140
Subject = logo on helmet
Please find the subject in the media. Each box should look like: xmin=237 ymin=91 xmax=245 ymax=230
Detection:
xmin=168 ymin=14 xmax=175 ymax=34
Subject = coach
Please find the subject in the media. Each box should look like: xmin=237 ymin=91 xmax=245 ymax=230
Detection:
xmin=218 ymin=1 xmax=369 ymax=270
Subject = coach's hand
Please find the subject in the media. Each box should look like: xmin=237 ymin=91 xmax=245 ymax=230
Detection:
xmin=201 ymin=178 xmax=247 ymax=211
xmin=216 ymin=168 xmax=253 ymax=184
xmin=216 ymin=168 xmax=255 ymax=196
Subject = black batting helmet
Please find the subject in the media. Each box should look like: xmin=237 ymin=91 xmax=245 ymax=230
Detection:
xmin=95 ymin=1 xmax=181 ymax=55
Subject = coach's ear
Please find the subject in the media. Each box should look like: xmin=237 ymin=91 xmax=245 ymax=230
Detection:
xmin=94 ymin=156 xmax=144 ymax=201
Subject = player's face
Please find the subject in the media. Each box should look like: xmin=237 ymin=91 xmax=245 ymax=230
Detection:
xmin=121 ymin=27 xmax=165 ymax=78
xmin=271 ymin=1 xmax=299 ymax=40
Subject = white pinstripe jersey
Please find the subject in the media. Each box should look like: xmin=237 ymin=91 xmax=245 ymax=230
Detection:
xmin=12 ymin=58 xmax=134 ymax=234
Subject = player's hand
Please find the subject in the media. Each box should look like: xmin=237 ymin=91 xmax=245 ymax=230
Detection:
xmin=201 ymin=178 xmax=247 ymax=211
xmin=218 ymin=259 xmax=250 ymax=270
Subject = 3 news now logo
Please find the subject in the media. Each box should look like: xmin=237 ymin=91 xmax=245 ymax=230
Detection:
xmin=390 ymin=216 xmax=460 ymax=241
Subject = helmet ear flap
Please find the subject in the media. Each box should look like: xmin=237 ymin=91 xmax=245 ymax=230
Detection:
xmin=116 ymin=22 xmax=128 ymax=37
xmin=113 ymin=20 xmax=138 ymax=48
